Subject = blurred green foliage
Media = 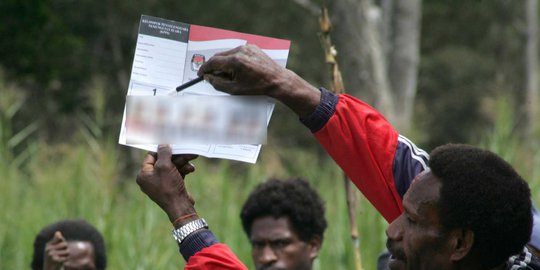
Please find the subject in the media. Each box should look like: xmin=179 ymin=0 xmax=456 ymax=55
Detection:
xmin=417 ymin=0 xmax=530 ymax=149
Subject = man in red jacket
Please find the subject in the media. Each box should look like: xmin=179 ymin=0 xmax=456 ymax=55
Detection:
xmin=136 ymin=45 xmax=540 ymax=269
xmin=198 ymin=45 xmax=540 ymax=269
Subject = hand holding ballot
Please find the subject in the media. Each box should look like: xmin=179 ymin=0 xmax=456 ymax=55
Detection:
xmin=198 ymin=44 xmax=322 ymax=118
xmin=119 ymin=15 xmax=292 ymax=163
xmin=136 ymin=146 xmax=198 ymax=223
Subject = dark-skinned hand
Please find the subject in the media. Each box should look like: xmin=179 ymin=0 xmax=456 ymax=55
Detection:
xmin=197 ymin=44 xmax=321 ymax=117
xmin=43 ymin=231 xmax=69 ymax=270
xmin=136 ymin=145 xmax=199 ymax=224
xmin=197 ymin=44 xmax=289 ymax=96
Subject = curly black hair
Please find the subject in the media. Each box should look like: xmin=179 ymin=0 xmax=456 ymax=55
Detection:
xmin=240 ymin=177 xmax=327 ymax=243
xmin=31 ymin=219 xmax=107 ymax=270
xmin=429 ymin=144 xmax=532 ymax=268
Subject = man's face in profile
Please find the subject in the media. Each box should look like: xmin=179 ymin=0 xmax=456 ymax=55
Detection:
xmin=249 ymin=216 xmax=320 ymax=270
xmin=385 ymin=172 xmax=453 ymax=270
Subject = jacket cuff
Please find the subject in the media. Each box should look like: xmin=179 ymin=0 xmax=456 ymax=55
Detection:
xmin=299 ymin=87 xmax=338 ymax=133
xmin=179 ymin=229 xmax=219 ymax=261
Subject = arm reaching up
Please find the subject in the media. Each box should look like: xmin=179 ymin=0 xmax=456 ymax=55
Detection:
xmin=136 ymin=145 xmax=247 ymax=269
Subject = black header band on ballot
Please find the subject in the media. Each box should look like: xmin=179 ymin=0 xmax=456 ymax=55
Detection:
xmin=139 ymin=15 xmax=190 ymax=42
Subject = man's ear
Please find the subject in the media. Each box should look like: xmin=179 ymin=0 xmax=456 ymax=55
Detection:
xmin=308 ymin=235 xmax=322 ymax=260
xmin=449 ymin=228 xmax=474 ymax=261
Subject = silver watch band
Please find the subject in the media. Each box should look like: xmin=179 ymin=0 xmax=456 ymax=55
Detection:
xmin=172 ymin=218 xmax=208 ymax=244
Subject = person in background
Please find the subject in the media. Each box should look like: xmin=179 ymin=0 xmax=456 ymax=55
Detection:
xmin=31 ymin=219 xmax=106 ymax=270
xmin=240 ymin=177 xmax=327 ymax=270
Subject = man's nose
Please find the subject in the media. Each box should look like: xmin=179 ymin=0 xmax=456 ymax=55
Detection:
xmin=386 ymin=215 xmax=404 ymax=241
xmin=258 ymin=245 xmax=278 ymax=265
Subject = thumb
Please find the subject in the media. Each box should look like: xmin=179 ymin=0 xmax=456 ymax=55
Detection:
xmin=157 ymin=144 xmax=172 ymax=163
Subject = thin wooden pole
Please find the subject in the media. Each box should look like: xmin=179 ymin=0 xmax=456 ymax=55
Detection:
xmin=318 ymin=6 xmax=364 ymax=270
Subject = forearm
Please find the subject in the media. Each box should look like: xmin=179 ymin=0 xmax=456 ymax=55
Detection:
xmin=185 ymin=244 xmax=248 ymax=270
xmin=267 ymin=69 xmax=321 ymax=118
xmin=137 ymin=147 xmax=246 ymax=269
xmin=164 ymin=200 xmax=197 ymax=226
xmin=172 ymin=219 xmax=247 ymax=269
xmin=165 ymin=204 xmax=245 ymax=269
xmin=165 ymin=202 xmax=212 ymax=261
xmin=165 ymin=207 xmax=219 ymax=262
xmin=168 ymin=209 xmax=246 ymax=268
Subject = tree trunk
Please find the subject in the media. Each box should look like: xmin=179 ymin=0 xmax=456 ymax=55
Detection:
xmin=525 ymin=0 xmax=539 ymax=138
xmin=106 ymin=0 xmax=129 ymax=90
xmin=329 ymin=0 xmax=395 ymax=121
xmin=329 ymin=0 xmax=421 ymax=131
xmin=383 ymin=0 xmax=421 ymax=133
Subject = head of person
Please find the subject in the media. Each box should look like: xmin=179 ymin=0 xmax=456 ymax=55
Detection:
xmin=386 ymin=144 xmax=532 ymax=270
xmin=31 ymin=219 xmax=107 ymax=270
xmin=240 ymin=177 xmax=327 ymax=270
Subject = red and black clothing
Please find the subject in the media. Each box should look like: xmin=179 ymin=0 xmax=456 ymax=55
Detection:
xmin=179 ymin=88 xmax=539 ymax=269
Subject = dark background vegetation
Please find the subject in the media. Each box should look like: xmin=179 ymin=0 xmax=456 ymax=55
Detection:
xmin=1 ymin=1 xmax=537 ymax=152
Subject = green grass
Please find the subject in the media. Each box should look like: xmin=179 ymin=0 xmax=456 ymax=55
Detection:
xmin=4 ymin=130 xmax=537 ymax=270
xmin=0 ymin=136 xmax=386 ymax=269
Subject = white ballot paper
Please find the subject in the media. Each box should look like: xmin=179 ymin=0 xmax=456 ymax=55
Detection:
xmin=119 ymin=15 xmax=291 ymax=163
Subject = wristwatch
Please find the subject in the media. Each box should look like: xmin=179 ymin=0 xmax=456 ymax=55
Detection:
xmin=172 ymin=218 xmax=208 ymax=244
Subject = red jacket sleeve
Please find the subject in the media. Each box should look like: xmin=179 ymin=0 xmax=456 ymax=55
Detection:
xmin=185 ymin=244 xmax=247 ymax=270
xmin=313 ymin=94 xmax=403 ymax=222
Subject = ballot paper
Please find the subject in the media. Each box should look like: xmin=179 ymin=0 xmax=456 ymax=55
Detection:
xmin=118 ymin=15 xmax=291 ymax=163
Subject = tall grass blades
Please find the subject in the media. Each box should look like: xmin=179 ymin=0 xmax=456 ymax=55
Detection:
xmin=0 ymin=73 xmax=38 ymax=171
xmin=480 ymin=96 xmax=519 ymax=161
xmin=479 ymin=96 xmax=540 ymax=205
xmin=0 ymin=135 xmax=388 ymax=270
xmin=2 ymin=93 xmax=536 ymax=269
